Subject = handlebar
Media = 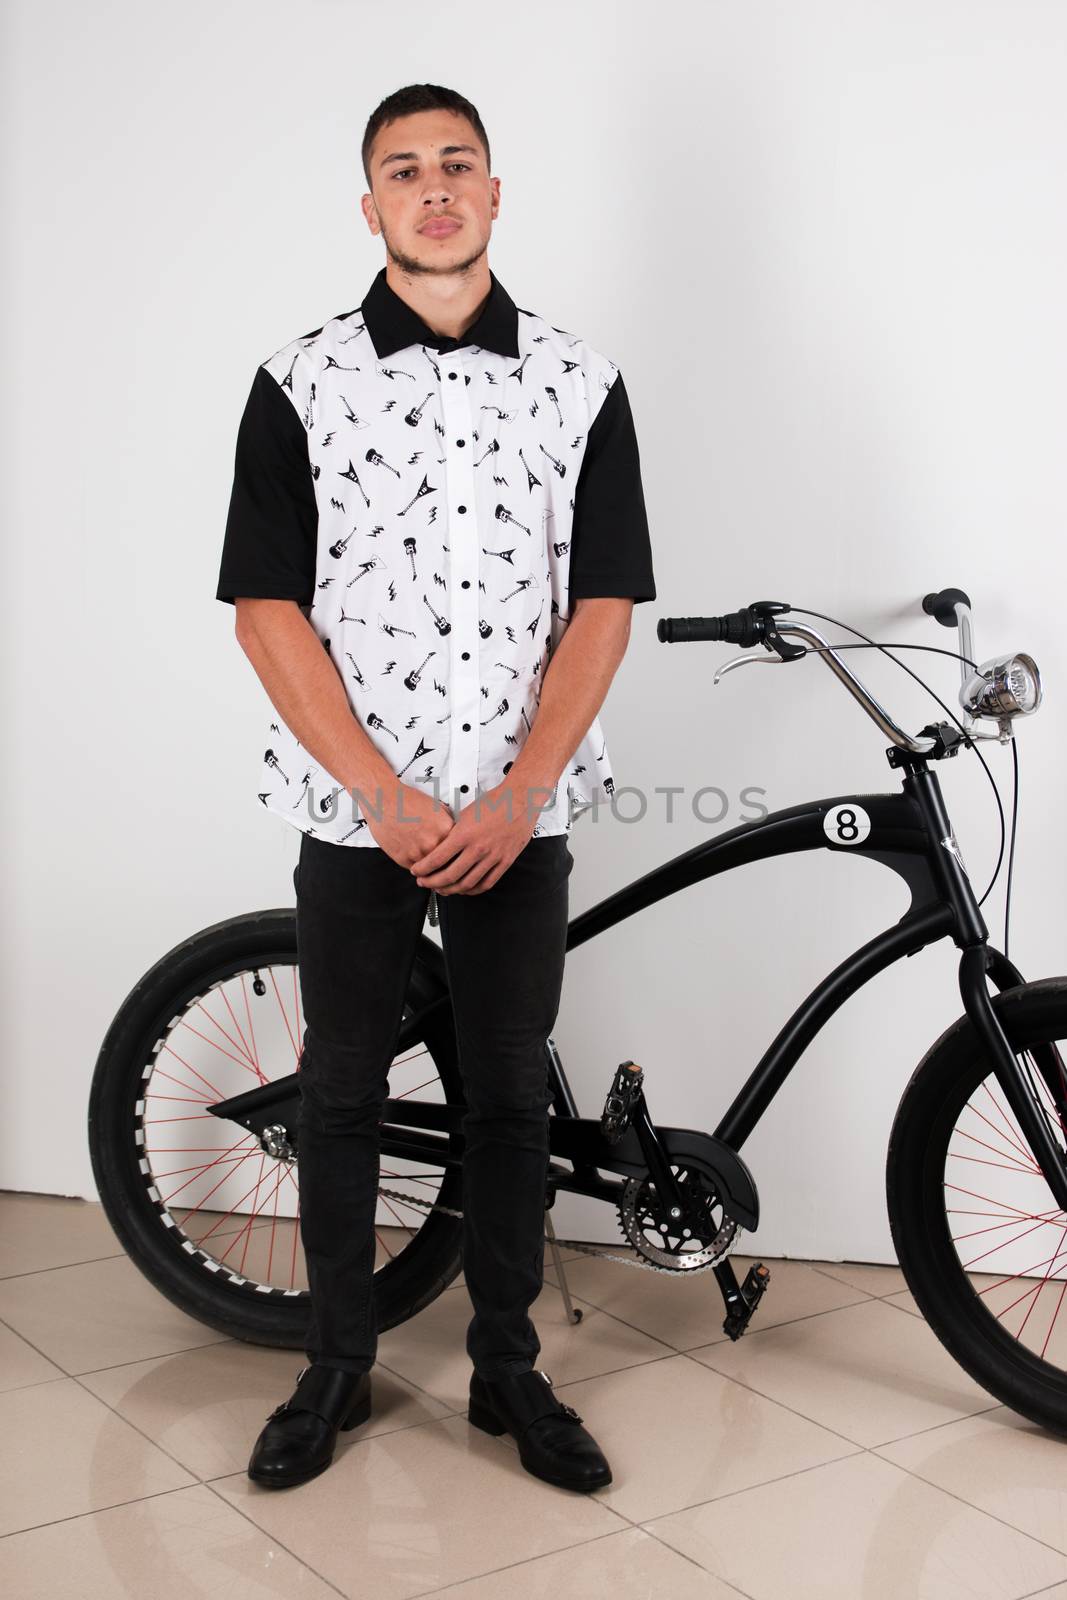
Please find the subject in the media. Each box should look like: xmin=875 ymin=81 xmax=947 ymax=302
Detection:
xmin=655 ymin=589 xmax=990 ymax=757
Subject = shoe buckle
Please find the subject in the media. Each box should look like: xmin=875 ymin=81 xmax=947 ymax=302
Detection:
xmin=559 ymin=1401 xmax=582 ymax=1422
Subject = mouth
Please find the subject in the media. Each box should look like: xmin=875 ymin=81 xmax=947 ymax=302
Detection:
xmin=420 ymin=218 xmax=462 ymax=238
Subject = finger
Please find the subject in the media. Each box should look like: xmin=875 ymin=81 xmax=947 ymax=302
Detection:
xmin=410 ymin=840 xmax=464 ymax=877
xmin=415 ymin=850 xmax=482 ymax=889
xmin=428 ymin=853 xmax=497 ymax=893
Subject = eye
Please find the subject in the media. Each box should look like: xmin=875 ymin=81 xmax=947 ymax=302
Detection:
xmin=392 ymin=163 xmax=472 ymax=180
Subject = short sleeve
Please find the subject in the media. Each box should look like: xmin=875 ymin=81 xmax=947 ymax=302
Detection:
xmin=215 ymin=365 xmax=318 ymax=606
xmin=568 ymin=370 xmax=656 ymax=604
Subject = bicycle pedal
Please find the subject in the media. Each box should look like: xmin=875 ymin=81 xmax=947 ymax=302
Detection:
xmin=722 ymin=1262 xmax=771 ymax=1341
xmin=601 ymin=1060 xmax=645 ymax=1144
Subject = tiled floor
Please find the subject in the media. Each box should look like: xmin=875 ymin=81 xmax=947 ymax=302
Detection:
xmin=4 ymin=1192 xmax=1067 ymax=1598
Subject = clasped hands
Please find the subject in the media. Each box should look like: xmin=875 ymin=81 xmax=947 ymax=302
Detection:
xmin=371 ymin=776 xmax=557 ymax=896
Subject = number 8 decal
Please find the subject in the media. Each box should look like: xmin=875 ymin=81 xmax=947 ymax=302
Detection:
xmin=823 ymin=803 xmax=872 ymax=846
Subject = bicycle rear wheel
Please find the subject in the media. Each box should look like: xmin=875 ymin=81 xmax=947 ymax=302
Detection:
xmin=87 ymin=909 xmax=464 ymax=1348
xmin=887 ymin=975 xmax=1067 ymax=1433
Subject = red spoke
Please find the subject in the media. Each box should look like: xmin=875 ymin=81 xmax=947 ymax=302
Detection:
xmin=970 ymin=1093 xmax=1036 ymax=1166
xmin=1014 ymin=1223 xmax=1067 ymax=1340
xmin=166 ymin=1026 xmax=262 ymax=1079
xmin=947 ymin=1152 xmax=1045 ymax=1176
xmin=290 ymin=1189 xmax=302 ymax=1291
xmin=975 ymin=1237 xmax=1067 ymax=1299
xmin=945 ymin=1182 xmax=1063 ymax=1224
xmin=159 ymin=1135 xmax=260 ymax=1204
xmin=216 ymin=984 xmax=262 ymax=1081
xmin=165 ymin=1146 xmax=284 ymax=1230
xmin=979 ymin=1080 xmax=1037 ymax=1164
xmin=292 ymin=965 xmax=303 ymax=1055
xmin=149 ymin=1150 xmax=255 ymax=1181
xmin=144 ymin=1114 xmax=235 ymax=1125
xmin=154 ymin=1044 xmax=231 ymax=1104
xmin=378 ymin=1190 xmax=422 ymax=1231
xmin=213 ymin=1163 xmax=288 ymax=1265
xmin=951 ymin=1127 xmax=1039 ymax=1175
xmin=238 ymin=1154 xmax=269 ymax=1276
xmin=1041 ymin=1277 xmax=1067 ymax=1359
xmin=393 ymin=1047 xmax=432 ymax=1070
xmin=240 ymin=972 xmax=262 ymax=1075
xmin=395 ymin=1075 xmax=442 ymax=1100
xmin=961 ymin=1215 xmax=1050 ymax=1271
xmin=268 ymin=967 xmax=302 ymax=1062
xmin=186 ymin=998 xmax=263 ymax=1076
xmin=148 ymin=1066 xmax=220 ymax=1104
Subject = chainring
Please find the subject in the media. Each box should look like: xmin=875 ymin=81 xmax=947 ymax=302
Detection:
xmin=617 ymin=1162 xmax=740 ymax=1271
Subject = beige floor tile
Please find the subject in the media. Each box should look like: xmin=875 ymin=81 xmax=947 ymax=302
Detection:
xmin=884 ymin=1288 xmax=923 ymax=1316
xmin=878 ymin=1406 xmax=1067 ymax=1553
xmin=690 ymin=1297 xmax=995 ymax=1446
xmin=544 ymin=1249 xmax=871 ymax=1349
xmin=0 ymin=1376 xmax=195 ymax=1535
xmin=0 ymin=1318 xmax=65 ymax=1391
xmin=417 ymin=1525 xmax=747 ymax=1597
xmin=542 ymin=1353 xmax=858 ymax=1523
xmin=0 ymin=1193 xmax=124 ymax=1277
xmin=811 ymin=1258 xmax=910 ymax=1295
xmin=377 ymin=1279 xmax=673 ymax=1412
xmin=0 ymin=1254 xmax=231 ymax=1374
xmin=0 ymin=1481 xmax=336 ymax=1599
xmin=80 ymin=1340 xmax=454 ymax=1481
xmin=647 ymin=1451 xmax=1067 ymax=1599
xmin=212 ymin=1411 xmax=625 ymax=1600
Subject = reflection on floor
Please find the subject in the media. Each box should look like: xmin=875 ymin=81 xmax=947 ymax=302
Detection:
xmin=3 ymin=1191 xmax=1067 ymax=1600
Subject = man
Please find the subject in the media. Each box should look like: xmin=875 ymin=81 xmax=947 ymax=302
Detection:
xmin=216 ymin=82 xmax=656 ymax=1493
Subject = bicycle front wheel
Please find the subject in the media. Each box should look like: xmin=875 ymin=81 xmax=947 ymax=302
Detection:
xmin=887 ymin=975 xmax=1067 ymax=1433
xmin=87 ymin=909 xmax=465 ymax=1349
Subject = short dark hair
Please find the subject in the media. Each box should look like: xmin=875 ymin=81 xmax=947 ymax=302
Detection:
xmin=362 ymin=83 xmax=491 ymax=191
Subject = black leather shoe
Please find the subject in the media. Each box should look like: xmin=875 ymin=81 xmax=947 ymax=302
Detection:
xmin=467 ymin=1368 xmax=612 ymax=1492
xmin=248 ymin=1363 xmax=372 ymax=1489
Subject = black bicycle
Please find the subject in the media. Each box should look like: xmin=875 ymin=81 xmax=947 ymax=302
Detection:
xmin=88 ymin=587 xmax=1067 ymax=1434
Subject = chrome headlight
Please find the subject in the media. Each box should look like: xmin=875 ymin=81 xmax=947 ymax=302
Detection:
xmin=961 ymin=653 xmax=1043 ymax=722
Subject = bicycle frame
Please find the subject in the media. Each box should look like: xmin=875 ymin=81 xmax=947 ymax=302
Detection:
xmin=390 ymin=753 xmax=1067 ymax=1214
xmin=215 ymin=752 xmax=1067 ymax=1238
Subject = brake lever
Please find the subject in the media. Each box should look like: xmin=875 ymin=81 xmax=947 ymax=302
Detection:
xmin=713 ymin=652 xmax=789 ymax=685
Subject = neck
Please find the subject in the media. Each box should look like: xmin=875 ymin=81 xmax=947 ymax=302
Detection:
xmin=383 ymin=258 xmax=492 ymax=341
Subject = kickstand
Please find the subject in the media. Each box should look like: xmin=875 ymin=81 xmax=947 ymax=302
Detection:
xmin=544 ymin=1210 xmax=583 ymax=1325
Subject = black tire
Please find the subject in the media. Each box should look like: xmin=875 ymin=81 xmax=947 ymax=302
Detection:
xmin=87 ymin=909 xmax=464 ymax=1349
xmin=887 ymin=974 xmax=1067 ymax=1434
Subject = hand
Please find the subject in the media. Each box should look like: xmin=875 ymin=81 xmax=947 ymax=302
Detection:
xmin=408 ymin=780 xmax=540 ymax=895
xmin=366 ymin=780 xmax=457 ymax=869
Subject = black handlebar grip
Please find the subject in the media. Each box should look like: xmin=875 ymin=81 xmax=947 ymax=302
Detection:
xmin=657 ymin=610 xmax=764 ymax=646
xmin=657 ymin=616 xmax=728 ymax=643
xmin=922 ymin=588 xmax=972 ymax=628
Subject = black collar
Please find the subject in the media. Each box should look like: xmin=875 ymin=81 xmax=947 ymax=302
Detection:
xmin=360 ymin=266 xmax=520 ymax=359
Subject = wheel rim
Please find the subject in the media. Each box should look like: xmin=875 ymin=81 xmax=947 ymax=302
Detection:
xmin=135 ymin=955 xmax=457 ymax=1299
xmin=940 ymin=1026 xmax=1067 ymax=1367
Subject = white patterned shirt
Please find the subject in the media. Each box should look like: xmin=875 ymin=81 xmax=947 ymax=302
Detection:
xmin=216 ymin=267 xmax=656 ymax=846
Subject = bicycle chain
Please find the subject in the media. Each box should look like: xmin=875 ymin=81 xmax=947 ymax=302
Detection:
xmin=377 ymin=1184 xmax=742 ymax=1276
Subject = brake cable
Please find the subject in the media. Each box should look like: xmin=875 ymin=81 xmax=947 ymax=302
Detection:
xmin=783 ymin=606 xmax=1016 ymax=945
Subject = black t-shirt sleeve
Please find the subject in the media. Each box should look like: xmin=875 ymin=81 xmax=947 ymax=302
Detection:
xmin=567 ymin=369 xmax=656 ymax=604
xmin=215 ymin=364 xmax=318 ymax=606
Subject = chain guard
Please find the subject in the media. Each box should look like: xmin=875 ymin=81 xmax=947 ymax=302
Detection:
xmin=616 ymin=1163 xmax=740 ymax=1271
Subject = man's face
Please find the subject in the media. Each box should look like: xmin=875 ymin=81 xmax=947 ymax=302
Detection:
xmin=362 ymin=109 xmax=499 ymax=276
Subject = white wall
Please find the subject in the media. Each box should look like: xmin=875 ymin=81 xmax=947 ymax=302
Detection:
xmin=3 ymin=0 xmax=1065 ymax=1263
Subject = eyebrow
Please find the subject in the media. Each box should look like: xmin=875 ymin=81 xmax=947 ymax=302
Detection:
xmin=379 ymin=144 xmax=481 ymax=170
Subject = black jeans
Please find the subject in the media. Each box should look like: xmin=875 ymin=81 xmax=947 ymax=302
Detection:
xmin=293 ymin=829 xmax=573 ymax=1380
